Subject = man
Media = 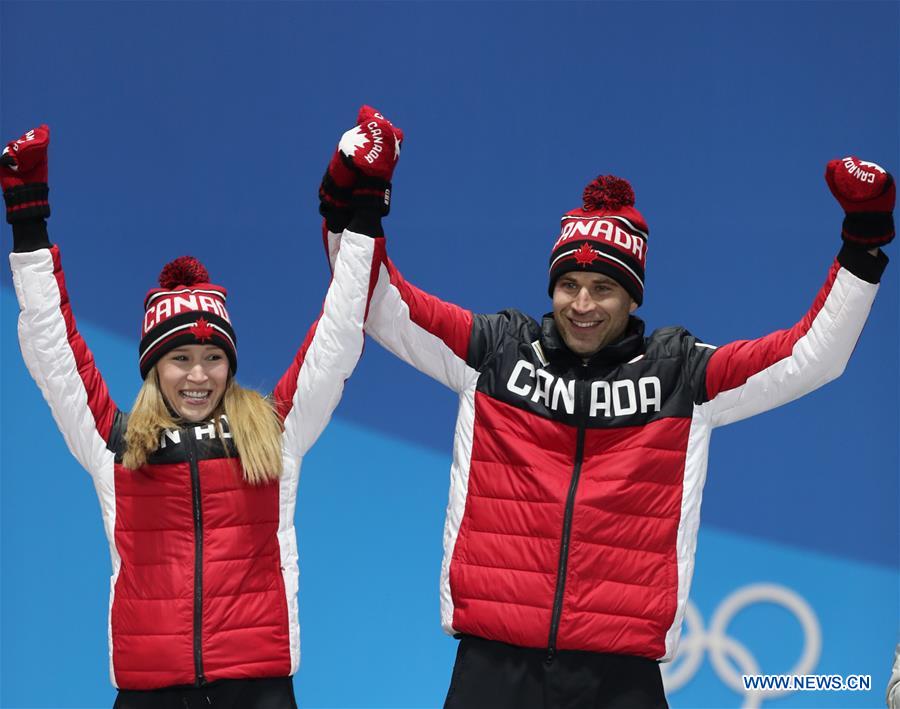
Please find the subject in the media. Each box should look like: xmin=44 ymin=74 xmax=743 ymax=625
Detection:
xmin=319 ymin=108 xmax=893 ymax=708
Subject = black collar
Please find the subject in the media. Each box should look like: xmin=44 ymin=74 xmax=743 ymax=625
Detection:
xmin=540 ymin=314 xmax=646 ymax=372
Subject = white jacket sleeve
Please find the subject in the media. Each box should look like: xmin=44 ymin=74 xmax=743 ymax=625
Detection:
xmin=10 ymin=245 xmax=118 ymax=476
xmin=697 ymin=246 xmax=884 ymax=428
xmin=273 ymin=229 xmax=382 ymax=458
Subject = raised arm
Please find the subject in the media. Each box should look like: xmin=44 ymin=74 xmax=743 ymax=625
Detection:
xmin=271 ymin=116 xmax=394 ymax=458
xmin=319 ymin=107 xmax=482 ymax=394
xmin=695 ymin=157 xmax=893 ymax=428
xmin=3 ymin=126 xmax=119 ymax=475
xmin=272 ymin=227 xmax=382 ymax=457
xmin=325 ymin=226 xmax=479 ymax=393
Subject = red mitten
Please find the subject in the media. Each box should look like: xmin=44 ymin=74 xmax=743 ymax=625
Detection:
xmin=345 ymin=105 xmax=403 ymax=215
xmin=825 ymin=156 xmax=894 ymax=248
xmin=1 ymin=125 xmax=50 ymax=223
xmin=319 ymin=106 xmax=402 ymax=224
xmin=347 ymin=105 xmax=403 ymax=179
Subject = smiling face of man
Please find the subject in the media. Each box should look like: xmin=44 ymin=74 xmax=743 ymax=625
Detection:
xmin=551 ymin=271 xmax=638 ymax=358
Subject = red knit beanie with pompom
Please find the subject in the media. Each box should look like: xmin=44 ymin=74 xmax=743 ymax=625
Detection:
xmin=548 ymin=175 xmax=649 ymax=305
xmin=138 ymin=256 xmax=237 ymax=378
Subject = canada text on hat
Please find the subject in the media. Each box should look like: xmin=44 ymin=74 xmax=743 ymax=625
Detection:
xmin=143 ymin=287 xmax=232 ymax=333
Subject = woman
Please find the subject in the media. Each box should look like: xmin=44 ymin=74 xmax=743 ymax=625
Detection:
xmin=2 ymin=124 xmax=387 ymax=708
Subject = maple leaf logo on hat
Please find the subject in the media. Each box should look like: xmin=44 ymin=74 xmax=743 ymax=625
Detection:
xmin=190 ymin=317 xmax=215 ymax=343
xmin=573 ymin=242 xmax=599 ymax=266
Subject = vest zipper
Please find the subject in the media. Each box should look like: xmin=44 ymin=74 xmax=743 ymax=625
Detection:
xmin=185 ymin=431 xmax=206 ymax=685
xmin=546 ymin=371 xmax=588 ymax=664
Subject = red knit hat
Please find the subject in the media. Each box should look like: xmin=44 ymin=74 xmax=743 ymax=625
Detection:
xmin=138 ymin=256 xmax=238 ymax=378
xmin=548 ymin=175 xmax=649 ymax=305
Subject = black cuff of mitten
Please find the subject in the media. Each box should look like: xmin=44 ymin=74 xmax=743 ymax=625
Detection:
xmin=837 ymin=243 xmax=889 ymax=284
xmin=351 ymin=176 xmax=391 ymax=218
xmin=320 ymin=170 xmax=353 ymax=204
xmin=319 ymin=202 xmax=352 ymax=234
xmin=841 ymin=212 xmax=894 ymax=249
xmin=348 ymin=209 xmax=384 ymax=238
xmin=11 ymin=218 xmax=52 ymax=253
xmin=4 ymin=183 xmax=50 ymax=224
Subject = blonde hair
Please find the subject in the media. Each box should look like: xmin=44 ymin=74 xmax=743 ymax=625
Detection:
xmin=123 ymin=369 xmax=283 ymax=484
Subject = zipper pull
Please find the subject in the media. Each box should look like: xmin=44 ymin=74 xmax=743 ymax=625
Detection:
xmin=545 ymin=647 xmax=556 ymax=666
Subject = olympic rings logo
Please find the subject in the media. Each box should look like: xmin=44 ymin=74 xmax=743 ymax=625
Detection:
xmin=661 ymin=583 xmax=822 ymax=709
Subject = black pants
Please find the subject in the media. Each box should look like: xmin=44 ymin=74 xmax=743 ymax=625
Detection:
xmin=113 ymin=676 xmax=297 ymax=709
xmin=443 ymin=636 xmax=669 ymax=709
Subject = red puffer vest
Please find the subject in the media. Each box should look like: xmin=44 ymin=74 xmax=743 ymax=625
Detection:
xmin=109 ymin=417 xmax=290 ymax=688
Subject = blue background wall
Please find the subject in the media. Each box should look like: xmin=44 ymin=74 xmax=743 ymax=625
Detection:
xmin=1 ymin=2 xmax=897 ymax=708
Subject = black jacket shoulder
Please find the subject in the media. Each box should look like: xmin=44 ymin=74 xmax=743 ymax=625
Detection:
xmin=646 ymin=325 xmax=717 ymax=404
xmin=646 ymin=325 xmax=701 ymax=357
xmin=468 ymin=309 xmax=541 ymax=370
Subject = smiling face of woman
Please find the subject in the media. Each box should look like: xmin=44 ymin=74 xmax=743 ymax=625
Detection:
xmin=155 ymin=345 xmax=230 ymax=422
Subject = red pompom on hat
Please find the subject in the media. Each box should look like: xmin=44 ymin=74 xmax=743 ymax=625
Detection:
xmin=158 ymin=255 xmax=210 ymax=289
xmin=138 ymin=256 xmax=238 ymax=379
xmin=582 ymin=175 xmax=635 ymax=212
xmin=548 ymin=175 xmax=650 ymax=305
